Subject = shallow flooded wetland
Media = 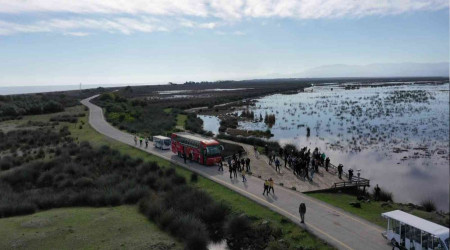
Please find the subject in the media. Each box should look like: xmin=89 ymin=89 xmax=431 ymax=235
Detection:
xmin=201 ymin=83 xmax=449 ymax=210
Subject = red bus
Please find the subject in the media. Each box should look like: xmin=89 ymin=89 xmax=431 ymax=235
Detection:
xmin=171 ymin=132 xmax=222 ymax=166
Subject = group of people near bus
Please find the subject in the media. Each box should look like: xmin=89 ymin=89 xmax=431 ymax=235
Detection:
xmin=134 ymin=135 xmax=149 ymax=148
xmin=227 ymin=153 xmax=251 ymax=182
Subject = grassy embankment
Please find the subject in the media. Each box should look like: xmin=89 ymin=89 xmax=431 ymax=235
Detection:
xmin=0 ymin=206 xmax=182 ymax=249
xmin=307 ymin=193 xmax=449 ymax=228
xmin=0 ymin=105 xmax=332 ymax=249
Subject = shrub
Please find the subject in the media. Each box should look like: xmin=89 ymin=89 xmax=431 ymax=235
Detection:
xmin=74 ymin=177 xmax=94 ymax=188
xmin=373 ymin=187 xmax=393 ymax=202
xmin=123 ymin=186 xmax=149 ymax=204
xmin=420 ymin=199 xmax=436 ymax=212
xmin=190 ymin=173 xmax=198 ymax=183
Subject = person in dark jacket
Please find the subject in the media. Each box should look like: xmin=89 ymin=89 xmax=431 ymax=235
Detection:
xmin=299 ymin=203 xmax=306 ymax=223
xmin=338 ymin=164 xmax=343 ymax=179
xmin=245 ymin=158 xmax=251 ymax=172
xmin=325 ymin=157 xmax=330 ymax=172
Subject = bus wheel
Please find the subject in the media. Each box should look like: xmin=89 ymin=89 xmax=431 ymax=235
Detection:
xmin=391 ymin=239 xmax=397 ymax=246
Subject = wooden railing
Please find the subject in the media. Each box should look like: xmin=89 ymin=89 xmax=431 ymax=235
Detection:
xmin=334 ymin=176 xmax=370 ymax=189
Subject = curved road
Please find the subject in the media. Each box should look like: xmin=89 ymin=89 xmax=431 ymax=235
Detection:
xmin=81 ymin=95 xmax=389 ymax=250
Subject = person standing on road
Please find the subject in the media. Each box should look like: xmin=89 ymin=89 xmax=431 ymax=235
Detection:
xmin=268 ymin=178 xmax=274 ymax=194
xmin=139 ymin=137 xmax=143 ymax=147
xmin=134 ymin=135 xmax=137 ymax=145
xmin=183 ymin=149 xmax=187 ymax=164
xmin=263 ymin=179 xmax=269 ymax=195
xmin=229 ymin=161 xmax=233 ymax=179
xmin=299 ymin=203 xmax=306 ymax=223
xmin=145 ymin=138 xmax=149 ymax=148
xmin=233 ymin=163 xmax=238 ymax=179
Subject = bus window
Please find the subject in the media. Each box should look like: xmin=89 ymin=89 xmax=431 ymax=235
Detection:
xmin=411 ymin=227 xmax=421 ymax=244
xmin=206 ymin=145 xmax=221 ymax=156
xmin=422 ymin=232 xmax=430 ymax=249
xmin=392 ymin=220 xmax=400 ymax=235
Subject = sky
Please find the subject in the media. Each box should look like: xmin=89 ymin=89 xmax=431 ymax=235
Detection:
xmin=0 ymin=0 xmax=448 ymax=86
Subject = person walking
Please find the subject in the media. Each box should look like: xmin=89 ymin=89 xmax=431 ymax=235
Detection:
xmin=284 ymin=153 xmax=288 ymax=168
xmin=299 ymin=203 xmax=306 ymax=223
xmin=275 ymin=158 xmax=281 ymax=172
xmin=338 ymin=164 xmax=343 ymax=179
xmin=229 ymin=161 xmax=233 ymax=179
xmin=218 ymin=158 xmax=223 ymax=171
xmin=263 ymin=179 xmax=269 ymax=195
xmin=245 ymin=157 xmax=250 ymax=172
xmin=233 ymin=163 xmax=238 ymax=179
xmin=268 ymin=178 xmax=274 ymax=194
xmin=241 ymin=169 xmax=247 ymax=182
xmin=133 ymin=135 xmax=137 ymax=145
xmin=183 ymin=151 xmax=187 ymax=164
xmin=139 ymin=137 xmax=143 ymax=147
xmin=145 ymin=138 xmax=149 ymax=148
xmin=310 ymin=165 xmax=315 ymax=180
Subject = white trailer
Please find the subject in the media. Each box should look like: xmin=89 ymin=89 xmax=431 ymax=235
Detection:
xmin=153 ymin=135 xmax=171 ymax=150
xmin=382 ymin=210 xmax=449 ymax=250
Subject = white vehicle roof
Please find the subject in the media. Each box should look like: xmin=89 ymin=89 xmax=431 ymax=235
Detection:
xmin=153 ymin=135 xmax=171 ymax=140
xmin=382 ymin=210 xmax=449 ymax=238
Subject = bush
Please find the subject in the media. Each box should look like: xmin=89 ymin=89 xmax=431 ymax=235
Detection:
xmin=420 ymin=199 xmax=436 ymax=212
xmin=373 ymin=187 xmax=393 ymax=202
xmin=190 ymin=173 xmax=198 ymax=183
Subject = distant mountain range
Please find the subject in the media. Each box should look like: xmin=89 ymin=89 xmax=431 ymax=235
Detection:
xmin=296 ymin=62 xmax=449 ymax=78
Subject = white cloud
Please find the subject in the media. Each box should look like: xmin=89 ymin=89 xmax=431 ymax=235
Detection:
xmin=0 ymin=0 xmax=447 ymax=36
xmin=64 ymin=31 xmax=89 ymax=36
xmin=179 ymin=19 xmax=219 ymax=29
xmin=0 ymin=17 xmax=168 ymax=35
xmin=0 ymin=0 xmax=446 ymax=19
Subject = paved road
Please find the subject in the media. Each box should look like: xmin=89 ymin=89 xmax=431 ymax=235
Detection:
xmin=81 ymin=95 xmax=389 ymax=250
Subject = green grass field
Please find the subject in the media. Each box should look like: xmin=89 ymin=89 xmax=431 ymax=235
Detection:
xmin=0 ymin=105 xmax=332 ymax=249
xmin=0 ymin=206 xmax=182 ymax=250
xmin=307 ymin=193 xmax=449 ymax=228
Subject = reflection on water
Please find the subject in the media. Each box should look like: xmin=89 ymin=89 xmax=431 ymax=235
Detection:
xmin=237 ymin=83 xmax=449 ymax=210
xmin=199 ymin=115 xmax=221 ymax=135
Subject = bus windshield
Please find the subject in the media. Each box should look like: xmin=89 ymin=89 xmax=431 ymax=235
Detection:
xmin=206 ymin=145 xmax=221 ymax=156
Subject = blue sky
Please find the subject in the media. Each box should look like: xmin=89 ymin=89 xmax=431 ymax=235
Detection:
xmin=0 ymin=0 xmax=448 ymax=86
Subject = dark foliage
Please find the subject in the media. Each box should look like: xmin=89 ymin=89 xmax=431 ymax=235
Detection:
xmin=420 ymin=200 xmax=436 ymax=212
xmin=185 ymin=113 xmax=205 ymax=134
xmin=139 ymin=186 xmax=231 ymax=250
xmin=93 ymin=93 xmax=177 ymax=136
xmin=225 ymin=215 xmax=282 ymax=250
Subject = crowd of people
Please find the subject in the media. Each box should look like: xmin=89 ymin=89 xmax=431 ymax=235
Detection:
xmin=227 ymin=153 xmax=251 ymax=182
